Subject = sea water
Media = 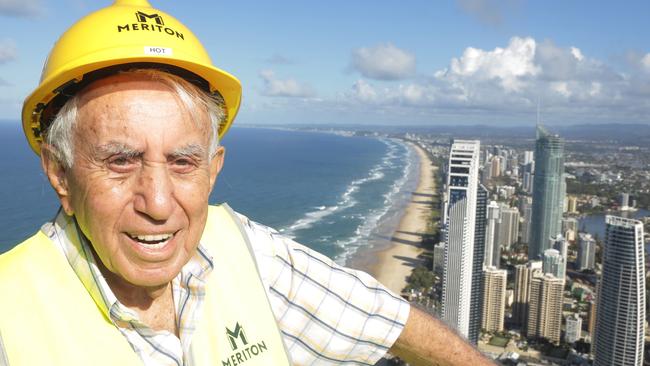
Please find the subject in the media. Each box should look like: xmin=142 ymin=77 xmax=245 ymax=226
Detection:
xmin=0 ymin=124 xmax=418 ymax=264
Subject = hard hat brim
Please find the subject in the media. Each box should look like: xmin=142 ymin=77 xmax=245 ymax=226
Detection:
xmin=22 ymin=54 xmax=242 ymax=155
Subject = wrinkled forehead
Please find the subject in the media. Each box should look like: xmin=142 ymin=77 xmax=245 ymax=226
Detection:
xmin=70 ymin=75 xmax=212 ymax=148
xmin=75 ymin=74 xmax=211 ymax=134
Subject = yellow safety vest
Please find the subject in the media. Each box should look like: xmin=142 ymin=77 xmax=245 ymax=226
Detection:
xmin=0 ymin=205 xmax=291 ymax=366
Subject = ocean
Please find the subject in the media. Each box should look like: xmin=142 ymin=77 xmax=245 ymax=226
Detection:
xmin=0 ymin=124 xmax=418 ymax=264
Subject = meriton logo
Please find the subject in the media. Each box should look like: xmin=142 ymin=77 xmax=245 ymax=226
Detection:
xmin=135 ymin=11 xmax=164 ymax=25
xmin=226 ymin=323 xmax=248 ymax=351
xmin=222 ymin=323 xmax=269 ymax=366
xmin=116 ymin=11 xmax=184 ymax=40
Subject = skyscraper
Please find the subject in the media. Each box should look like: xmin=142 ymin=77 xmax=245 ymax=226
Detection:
xmin=529 ymin=125 xmax=565 ymax=259
xmin=594 ymin=216 xmax=645 ymax=366
xmin=484 ymin=201 xmax=500 ymax=268
xmin=527 ymin=273 xmax=563 ymax=344
xmin=542 ymin=248 xmax=566 ymax=280
xmin=513 ymin=260 xmax=542 ymax=329
xmin=519 ymin=197 xmax=533 ymax=244
xmin=442 ymin=140 xmax=480 ymax=341
xmin=481 ymin=267 xmax=507 ymax=332
xmin=577 ymin=233 xmax=596 ymax=271
xmin=468 ymin=183 xmax=488 ymax=345
xmin=497 ymin=205 xmax=520 ymax=251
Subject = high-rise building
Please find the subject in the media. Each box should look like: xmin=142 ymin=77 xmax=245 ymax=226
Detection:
xmin=588 ymin=300 xmax=597 ymax=342
xmin=484 ymin=201 xmax=500 ymax=267
xmin=468 ymin=184 xmax=488 ymax=345
xmin=513 ymin=260 xmax=542 ymax=329
xmin=565 ymin=314 xmax=582 ymax=343
xmin=523 ymin=171 xmax=533 ymax=194
xmin=490 ymin=156 xmax=501 ymax=178
xmin=481 ymin=267 xmax=507 ymax=332
xmin=561 ymin=217 xmax=578 ymax=241
xmin=497 ymin=205 xmax=520 ymax=251
xmin=620 ymin=192 xmax=630 ymax=211
xmin=593 ymin=216 xmax=645 ymax=366
xmin=527 ymin=273 xmax=564 ymax=344
xmin=577 ymin=233 xmax=596 ymax=271
xmin=543 ymin=248 xmax=566 ymax=280
xmin=529 ymin=125 xmax=565 ymax=260
xmin=523 ymin=150 xmax=534 ymax=165
xmin=442 ymin=140 xmax=481 ymax=342
xmin=519 ymin=197 xmax=533 ymax=244
xmin=551 ymin=235 xmax=568 ymax=260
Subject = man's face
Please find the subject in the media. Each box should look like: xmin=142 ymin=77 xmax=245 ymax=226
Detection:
xmin=51 ymin=75 xmax=224 ymax=288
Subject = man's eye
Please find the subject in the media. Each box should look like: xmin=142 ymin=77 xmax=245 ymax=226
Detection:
xmin=175 ymin=159 xmax=192 ymax=166
xmin=171 ymin=158 xmax=198 ymax=173
xmin=111 ymin=157 xmax=130 ymax=165
xmin=107 ymin=155 xmax=137 ymax=171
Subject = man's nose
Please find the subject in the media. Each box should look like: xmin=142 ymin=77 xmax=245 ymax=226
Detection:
xmin=133 ymin=163 xmax=175 ymax=221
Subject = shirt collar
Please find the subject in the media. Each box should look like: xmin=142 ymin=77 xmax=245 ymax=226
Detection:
xmin=42 ymin=209 xmax=214 ymax=324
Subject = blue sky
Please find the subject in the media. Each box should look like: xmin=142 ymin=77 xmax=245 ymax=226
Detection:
xmin=1 ymin=0 xmax=649 ymax=126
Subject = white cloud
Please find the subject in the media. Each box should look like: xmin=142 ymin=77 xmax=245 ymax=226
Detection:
xmin=641 ymin=54 xmax=650 ymax=72
xmin=259 ymin=70 xmax=314 ymax=98
xmin=0 ymin=0 xmax=44 ymax=17
xmin=334 ymin=36 xmax=650 ymax=124
xmin=0 ymin=38 xmax=16 ymax=64
xmin=570 ymin=47 xmax=584 ymax=61
xmin=441 ymin=36 xmax=539 ymax=92
xmin=351 ymin=43 xmax=415 ymax=80
xmin=350 ymin=80 xmax=378 ymax=102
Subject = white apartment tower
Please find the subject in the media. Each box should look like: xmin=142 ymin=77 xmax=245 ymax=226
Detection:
xmin=481 ymin=267 xmax=507 ymax=332
xmin=442 ymin=140 xmax=480 ymax=339
xmin=513 ymin=260 xmax=542 ymax=329
xmin=527 ymin=273 xmax=564 ymax=344
xmin=594 ymin=216 xmax=645 ymax=366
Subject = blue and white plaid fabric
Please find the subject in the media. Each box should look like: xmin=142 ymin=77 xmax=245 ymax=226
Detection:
xmin=38 ymin=209 xmax=409 ymax=366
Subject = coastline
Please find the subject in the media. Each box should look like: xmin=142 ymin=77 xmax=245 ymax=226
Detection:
xmin=348 ymin=142 xmax=438 ymax=295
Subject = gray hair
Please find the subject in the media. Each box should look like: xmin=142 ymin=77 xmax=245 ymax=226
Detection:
xmin=45 ymin=68 xmax=226 ymax=168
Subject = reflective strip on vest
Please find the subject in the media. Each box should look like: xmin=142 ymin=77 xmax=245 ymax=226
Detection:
xmin=0 ymin=204 xmax=291 ymax=366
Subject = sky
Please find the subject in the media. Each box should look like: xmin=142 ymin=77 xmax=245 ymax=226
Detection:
xmin=0 ymin=0 xmax=649 ymax=127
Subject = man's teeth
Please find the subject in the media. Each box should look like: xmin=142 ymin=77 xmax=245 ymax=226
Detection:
xmin=129 ymin=233 xmax=173 ymax=243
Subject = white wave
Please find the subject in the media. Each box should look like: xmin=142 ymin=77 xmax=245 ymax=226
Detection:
xmin=333 ymin=140 xmax=418 ymax=265
xmin=280 ymin=147 xmax=392 ymax=238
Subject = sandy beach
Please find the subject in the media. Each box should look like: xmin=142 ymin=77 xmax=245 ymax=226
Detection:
xmin=350 ymin=142 xmax=438 ymax=295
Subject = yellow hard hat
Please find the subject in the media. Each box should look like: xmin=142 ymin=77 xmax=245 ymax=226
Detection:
xmin=22 ymin=0 xmax=242 ymax=155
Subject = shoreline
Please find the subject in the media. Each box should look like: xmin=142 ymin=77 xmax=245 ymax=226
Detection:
xmin=348 ymin=142 xmax=438 ymax=294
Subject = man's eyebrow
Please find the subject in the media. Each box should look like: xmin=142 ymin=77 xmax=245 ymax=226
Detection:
xmin=93 ymin=142 xmax=142 ymax=158
xmin=169 ymin=143 xmax=208 ymax=159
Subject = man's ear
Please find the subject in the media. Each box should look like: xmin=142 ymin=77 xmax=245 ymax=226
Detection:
xmin=41 ymin=144 xmax=74 ymax=215
xmin=209 ymin=146 xmax=226 ymax=191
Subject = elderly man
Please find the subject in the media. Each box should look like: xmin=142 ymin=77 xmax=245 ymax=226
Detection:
xmin=0 ymin=1 xmax=494 ymax=365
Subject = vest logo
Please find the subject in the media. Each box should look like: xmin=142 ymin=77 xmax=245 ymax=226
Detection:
xmin=116 ymin=11 xmax=184 ymax=40
xmin=226 ymin=323 xmax=248 ymax=350
xmin=222 ymin=323 xmax=269 ymax=366
xmin=135 ymin=11 xmax=164 ymax=25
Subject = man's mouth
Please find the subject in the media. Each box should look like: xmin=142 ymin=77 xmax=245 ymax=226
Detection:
xmin=127 ymin=232 xmax=175 ymax=249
